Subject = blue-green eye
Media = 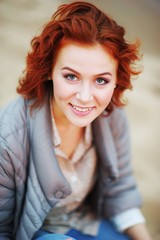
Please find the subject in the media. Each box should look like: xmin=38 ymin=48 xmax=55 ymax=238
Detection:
xmin=95 ymin=78 xmax=108 ymax=85
xmin=64 ymin=74 xmax=77 ymax=81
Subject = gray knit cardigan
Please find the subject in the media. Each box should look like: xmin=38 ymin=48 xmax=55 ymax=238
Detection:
xmin=0 ymin=96 xmax=142 ymax=239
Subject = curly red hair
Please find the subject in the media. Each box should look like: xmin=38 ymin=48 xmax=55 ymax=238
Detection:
xmin=17 ymin=1 xmax=142 ymax=112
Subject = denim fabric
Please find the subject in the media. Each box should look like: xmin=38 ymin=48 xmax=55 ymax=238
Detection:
xmin=33 ymin=220 xmax=130 ymax=240
xmin=33 ymin=231 xmax=75 ymax=240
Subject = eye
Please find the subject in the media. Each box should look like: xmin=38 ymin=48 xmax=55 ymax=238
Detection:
xmin=95 ymin=78 xmax=109 ymax=85
xmin=64 ymin=74 xmax=78 ymax=81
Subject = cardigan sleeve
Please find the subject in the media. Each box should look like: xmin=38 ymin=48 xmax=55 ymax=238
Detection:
xmin=0 ymin=137 xmax=15 ymax=239
xmin=101 ymin=108 xmax=143 ymax=218
xmin=0 ymin=97 xmax=29 ymax=239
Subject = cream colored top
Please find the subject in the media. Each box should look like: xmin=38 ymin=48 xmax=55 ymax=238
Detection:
xmin=42 ymin=111 xmax=99 ymax=235
xmin=52 ymin=117 xmax=97 ymax=212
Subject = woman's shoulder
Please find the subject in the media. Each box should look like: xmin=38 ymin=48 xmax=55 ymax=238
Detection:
xmin=0 ymin=96 xmax=28 ymax=140
xmin=95 ymin=107 xmax=129 ymax=138
xmin=107 ymin=107 xmax=129 ymax=128
xmin=108 ymin=106 xmax=127 ymax=120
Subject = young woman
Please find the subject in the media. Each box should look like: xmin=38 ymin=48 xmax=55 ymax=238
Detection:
xmin=0 ymin=1 xmax=151 ymax=240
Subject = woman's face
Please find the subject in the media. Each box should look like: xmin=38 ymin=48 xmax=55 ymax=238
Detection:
xmin=51 ymin=40 xmax=117 ymax=127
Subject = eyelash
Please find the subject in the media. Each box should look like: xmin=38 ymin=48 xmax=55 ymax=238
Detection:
xmin=64 ymin=74 xmax=77 ymax=81
xmin=63 ymin=73 xmax=110 ymax=85
xmin=95 ymin=78 xmax=109 ymax=85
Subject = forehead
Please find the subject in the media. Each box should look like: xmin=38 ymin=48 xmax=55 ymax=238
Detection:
xmin=54 ymin=39 xmax=118 ymax=72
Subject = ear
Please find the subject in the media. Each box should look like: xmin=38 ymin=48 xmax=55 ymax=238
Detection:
xmin=48 ymin=75 xmax=52 ymax=80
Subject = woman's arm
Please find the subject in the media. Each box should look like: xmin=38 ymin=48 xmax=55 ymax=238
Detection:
xmin=0 ymin=137 xmax=15 ymax=239
xmin=109 ymin=109 xmax=152 ymax=239
xmin=101 ymin=108 xmax=152 ymax=239
xmin=125 ymin=223 xmax=152 ymax=240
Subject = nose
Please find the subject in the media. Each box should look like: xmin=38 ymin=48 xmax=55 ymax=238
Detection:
xmin=76 ymin=82 xmax=93 ymax=103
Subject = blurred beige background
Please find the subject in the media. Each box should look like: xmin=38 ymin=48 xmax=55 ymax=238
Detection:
xmin=0 ymin=0 xmax=160 ymax=239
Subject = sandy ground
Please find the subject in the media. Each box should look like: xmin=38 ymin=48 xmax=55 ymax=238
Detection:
xmin=0 ymin=0 xmax=160 ymax=239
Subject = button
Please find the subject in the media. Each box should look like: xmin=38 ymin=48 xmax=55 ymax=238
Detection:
xmin=55 ymin=191 xmax=63 ymax=199
xmin=71 ymin=175 xmax=77 ymax=182
xmin=76 ymin=197 xmax=81 ymax=202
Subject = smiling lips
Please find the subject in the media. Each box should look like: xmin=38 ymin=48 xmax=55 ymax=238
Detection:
xmin=69 ymin=103 xmax=95 ymax=116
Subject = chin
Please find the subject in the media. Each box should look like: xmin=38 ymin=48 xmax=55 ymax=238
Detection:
xmin=70 ymin=118 xmax=94 ymax=128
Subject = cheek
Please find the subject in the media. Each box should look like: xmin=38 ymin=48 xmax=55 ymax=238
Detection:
xmin=53 ymin=80 xmax=64 ymax=100
xmin=96 ymin=88 xmax=114 ymax=106
xmin=53 ymin=80 xmax=74 ymax=101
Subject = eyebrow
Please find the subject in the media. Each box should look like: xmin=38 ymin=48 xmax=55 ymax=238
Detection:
xmin=61 ymin=67 xmax=112 ymax=77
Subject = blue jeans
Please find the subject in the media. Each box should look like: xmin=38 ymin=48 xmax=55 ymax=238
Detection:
xmin=33 ymin=220 xmax=130 ymax=240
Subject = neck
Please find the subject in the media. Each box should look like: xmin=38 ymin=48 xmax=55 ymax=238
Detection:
xmin=51 ymin=99 xmax=85 ymax=158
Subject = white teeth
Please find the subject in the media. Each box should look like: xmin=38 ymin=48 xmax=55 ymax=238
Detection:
xmin=72 ymin=105 xmax=92 ymax=112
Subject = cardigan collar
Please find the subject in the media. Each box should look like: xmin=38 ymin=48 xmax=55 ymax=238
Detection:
xmin=28 ymin=96 xmax=71 ymax=204
xmin=92 ymin=116 xmax=119 ymax=181
xmin=28 ymin=96 xmax=118 ymax=204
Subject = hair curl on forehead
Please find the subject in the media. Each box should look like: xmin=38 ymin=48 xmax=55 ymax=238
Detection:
xmin=17 ymin=1 xmax=142 ymax=113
